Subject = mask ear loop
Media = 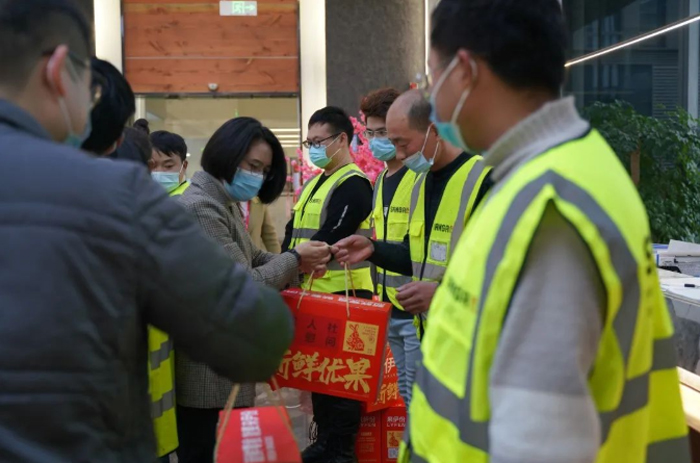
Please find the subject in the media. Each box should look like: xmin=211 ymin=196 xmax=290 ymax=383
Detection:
xmin=450 ymin=59 xmax=479 ymax=125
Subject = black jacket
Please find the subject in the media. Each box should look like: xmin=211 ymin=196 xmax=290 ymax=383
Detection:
xmin=0 ymin=100 xmax=294 ymax=463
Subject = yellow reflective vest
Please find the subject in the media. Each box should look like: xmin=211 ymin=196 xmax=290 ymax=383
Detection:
xmin=372 ymin=168 xmax=417 ymax=308
xmin=148 ymin=180 xmax=189 ymax=457
xmin=290 ymin=164 xmax=373 ymax=294
xmin=408 ymin=155 xmax=489 ymax=337
xmin=401 ymin=131 xmax=689 ymax=463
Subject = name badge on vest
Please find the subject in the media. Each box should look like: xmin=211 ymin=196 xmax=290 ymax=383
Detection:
xmin=430 ymin=242 xmax=448 ymax=262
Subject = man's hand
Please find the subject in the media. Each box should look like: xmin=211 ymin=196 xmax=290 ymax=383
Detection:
xmin=396 ymin=281 xmax=438 ymax=315
xmin=331 ymin=235 xmax=374 ymax=266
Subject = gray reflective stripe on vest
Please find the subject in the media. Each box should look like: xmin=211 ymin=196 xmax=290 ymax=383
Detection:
xmin=408 ymin=174 xmax=427 ymax=224
xmin=293 ymin=228 xmax=317 ymax=240
xmin=449 ymin=162 xmax=486 ymax=256
xmin=373 ymin=171 xmax=386 ymax=211
xmin=327 ymin=260 xmax=371 ymax=271
xmin=381 ymin=274 xmax=412 ymax=288
xmin=150 ymin=338 xmax=173 ymax=371
xmin=645 ymin=436 xmax=692 ymax=463
xmin=412 ymin=262 xmax=445 ymax=282
xmin=410 ymin=452 xmax=430 ymax=463
xmin=408 ymin=170 xmax=650 ymax=454
xmin=151 ymin=389 xmax=175 ymax=419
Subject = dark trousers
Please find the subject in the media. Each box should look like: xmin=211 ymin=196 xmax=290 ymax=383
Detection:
xmin=311 ymin=392 xmax=362 ymax=437
xmin=176 ymin=405 xmax=221 ymax=463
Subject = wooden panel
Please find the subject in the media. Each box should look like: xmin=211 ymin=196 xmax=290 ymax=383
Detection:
xmin=123 ymin=1 xmax=299 ymax=94
xmin=126 ymin=57 xmax=299 ymax=93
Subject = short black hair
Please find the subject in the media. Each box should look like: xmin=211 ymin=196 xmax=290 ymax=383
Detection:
xmin=110 ymin=127 xmax=152 ymax=167
xmin=81 ymin=58 xmax=136 ymax=154
xmin=431 ymin=0 xmax=566 ymax=96
xmin=308 ymin=106 xmax=354 ymax=146
xmin=201 ymin=117 xmax=287 ymax=204
xmin=404 ymin=91 xmax=432 ymax=132
xmin=0 ymin=0 xmax=91 ymax=90
xmin=151 ymin=131 xmax=188 ymax=162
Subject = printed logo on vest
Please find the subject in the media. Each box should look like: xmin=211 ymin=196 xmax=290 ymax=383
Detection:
xmin=433 ymin=223 xmax=453 ymax=233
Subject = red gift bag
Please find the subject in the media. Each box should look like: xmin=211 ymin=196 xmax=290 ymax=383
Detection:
xmin=274 ymin=280 xmax=391 ymax=402
xmin=363 ymin=345 xmax=405 ymax=413
xmin=215 ymin=384 xmax=301 ymax=463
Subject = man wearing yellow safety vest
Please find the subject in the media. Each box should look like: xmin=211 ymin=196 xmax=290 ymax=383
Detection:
xmin=360 ymin=87 xmax=422 ymax=408
xmin=282 ymin=106 xmax=374 ymax=463
xmin=388 ymin=0 xmax=687 ymax=461
xmin=149 ymin=130 xmax=190 ymax=461
xmin=333 ymin=90 xmax=491 ymax=345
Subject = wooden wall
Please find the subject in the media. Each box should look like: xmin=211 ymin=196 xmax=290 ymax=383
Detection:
xmin=123 ymin=0 xmax=299 ymax=94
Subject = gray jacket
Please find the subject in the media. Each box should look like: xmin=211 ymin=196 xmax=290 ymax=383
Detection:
xmin=177 ymin=171 xmax=299 ymax=409
xmin=0 ymin=100 xmax=294 ymax=463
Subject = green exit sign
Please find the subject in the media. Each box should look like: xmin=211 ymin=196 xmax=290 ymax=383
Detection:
xmin=219 ymin=1 xmax=258 ymax=16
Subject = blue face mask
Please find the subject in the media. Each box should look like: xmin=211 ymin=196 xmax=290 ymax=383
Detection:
xmin=402 ymin=126 xmax=438 ymax=174
xmin=308 ymin=135 xmax=341 ymax=168
xmin=369 ymin=137 xmax=396 ymax=162
xmin=225 ymin=168 xmax=264 ymax=202
xmin=429 ymin=56 xmax=477 ymax=153
xmin=58 ymin=97 xmax=92 ymax=149
xmin=151 ymin=172 xmax=181 ymax=193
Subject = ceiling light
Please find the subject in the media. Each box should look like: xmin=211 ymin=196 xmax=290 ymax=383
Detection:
xmin=566 ymin=13 xmax=700 ymax=67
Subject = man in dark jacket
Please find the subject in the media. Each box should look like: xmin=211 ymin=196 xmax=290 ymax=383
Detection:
xmin=0 ymin=1 xmax=294 ymax=462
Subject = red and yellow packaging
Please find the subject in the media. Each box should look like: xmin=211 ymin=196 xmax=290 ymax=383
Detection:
xmin=216 ymin=407 xmax=301 ymax=463
xmin=355 ymin=411 xmax=382 ymax=463
xmin=364 ymin=345 xmax=404 ymax=413
xmin=275 ymin=289 xmax=391 ymax=402
xmin=382 ymin=407 xmax=407 ymax=462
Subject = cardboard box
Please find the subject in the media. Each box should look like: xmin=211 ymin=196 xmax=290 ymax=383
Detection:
xmin=356 ymin=411 xmax=382 ymax=463
xmin=382 ymin=407 xmax=406 ymax=462
xmin=364 ymin=345 xmax=405 ymax=413
xmin=275 ymin=289 xmax=391 ymax=402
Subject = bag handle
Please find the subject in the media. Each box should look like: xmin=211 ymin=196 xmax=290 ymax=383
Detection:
xmin=214 ymin=384 xmax=241 ymax=463
xmin=214 ymin=381 xmax=295 ymax=463
xmin=296 ymin=263 xmax=357 ymax=319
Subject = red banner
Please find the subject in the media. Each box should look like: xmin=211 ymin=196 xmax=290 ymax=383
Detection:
xmin=275 ymin=289 xmax=391 ymax=402
xmin=364 ymin=345 xmax=404 ymax=413
xmin=216 ymin=407 xmax=300 ymax=463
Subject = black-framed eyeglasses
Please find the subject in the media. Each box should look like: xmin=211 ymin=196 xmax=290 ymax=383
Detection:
xmin=363 ymin=128 xmax=388 ymax=139
xmin=302 ymin=133 xmax=341 ymax=149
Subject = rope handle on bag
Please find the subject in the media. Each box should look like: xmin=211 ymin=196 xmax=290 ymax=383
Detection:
xmin=214 ymin=384 xmax=241 ymax=463
xmin=295 ymin=263 xmax=357 ymax=320
xmin=214 ymin=381 xmax=294 ymax=463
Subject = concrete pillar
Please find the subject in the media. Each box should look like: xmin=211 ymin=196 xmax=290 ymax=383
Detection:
xmin=324 ymin=0 xmax=426 ymax=116
xmin=299 ymin=0 xmax=328 ymax=142
xmin=93 ymin=0 xmax=123 ymax=72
